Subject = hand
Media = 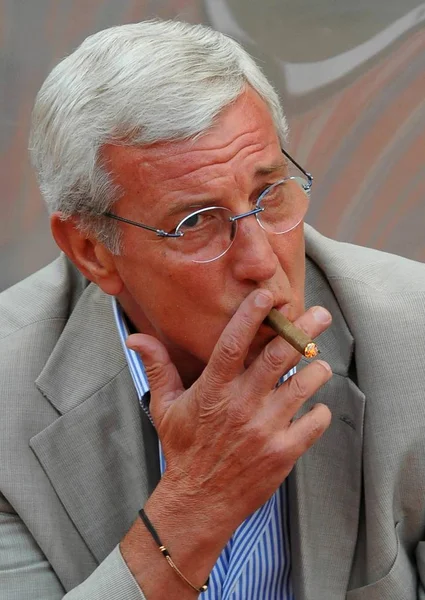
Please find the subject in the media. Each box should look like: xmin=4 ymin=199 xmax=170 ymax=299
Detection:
xmin=126 ymin=290 xmax=332 ymax=530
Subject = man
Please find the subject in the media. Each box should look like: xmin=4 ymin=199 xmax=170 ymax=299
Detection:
xmin=0 ymin=19 xmax=424 ymax=600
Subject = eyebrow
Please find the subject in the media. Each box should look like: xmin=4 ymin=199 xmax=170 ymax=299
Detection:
xmin=164 ymin=198 xmax=216 ymax=219
xmin=255 ymin=161 xmax=287 ymax=176
xmin=163 ymin=161 xmax=288 ymax=219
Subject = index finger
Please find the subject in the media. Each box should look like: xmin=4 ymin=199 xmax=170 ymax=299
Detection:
xmin=205 ymin=290 xmax=274 ymax=385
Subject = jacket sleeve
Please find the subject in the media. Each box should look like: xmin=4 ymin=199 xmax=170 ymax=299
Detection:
xmin=0 ymin=506 xmax=146 ymax=600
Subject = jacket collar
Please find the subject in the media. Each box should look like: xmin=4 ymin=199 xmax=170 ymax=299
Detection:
xmin=288 ymin=252 xmax=365 ymax=600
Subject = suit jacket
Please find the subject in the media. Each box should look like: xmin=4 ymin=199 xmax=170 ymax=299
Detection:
xmin=0 ymin=224 xmax=425 ymax=599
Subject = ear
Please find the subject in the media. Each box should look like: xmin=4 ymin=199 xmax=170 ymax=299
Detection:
xmin=50 ymin=212 xmax=124 ymax=296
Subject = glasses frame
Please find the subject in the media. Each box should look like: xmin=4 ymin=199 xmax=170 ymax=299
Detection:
xmin=103 ymin=148 xmax=313 ymax=242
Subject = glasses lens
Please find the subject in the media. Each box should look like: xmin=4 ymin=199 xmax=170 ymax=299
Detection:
xmin=174 ymin=207 xmax=236 ymax=263
xmin=256 ymin=177 xmax=310 ymax=234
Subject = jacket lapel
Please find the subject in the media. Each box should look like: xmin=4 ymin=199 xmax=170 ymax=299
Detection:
xmin=288 ymin=255 xmax=365 ymax=599
xmin=31 ymin=283 xmax=159 ymax=564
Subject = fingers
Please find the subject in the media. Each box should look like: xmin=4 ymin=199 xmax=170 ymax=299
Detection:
xmin=126 ymin=334 xmax=184 ymax=424
xmin=205 ymin=290 xmax=274 ymax=386
xmin=245 ymin=306 xmax=332 ymax=398
xmin=274 ymin=359 xmax=333 ymax=422
xmin=284 ymin=402 xmax=332 ymax=458
xmin=264 ymin=362 xmax=332 ymax=466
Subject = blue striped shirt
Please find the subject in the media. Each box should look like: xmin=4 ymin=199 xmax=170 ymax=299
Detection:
xmin=112 ymin=298 xmax=294 ymax=599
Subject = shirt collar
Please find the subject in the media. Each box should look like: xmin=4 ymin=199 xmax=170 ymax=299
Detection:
xmin=111 ymin=297 xmax=152 ymax=421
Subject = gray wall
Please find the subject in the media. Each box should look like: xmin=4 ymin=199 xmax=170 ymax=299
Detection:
xmin=1 ymin=0 xmax=424 ymax=291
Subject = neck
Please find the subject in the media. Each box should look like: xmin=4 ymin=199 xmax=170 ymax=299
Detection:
xmin=118 ymin=297 xmax=206 ymax=390
xmin=166 ymin=346 xmax=206 ymax=389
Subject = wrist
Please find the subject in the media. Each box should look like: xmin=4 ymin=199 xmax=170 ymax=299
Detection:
xmin=120 ymin=476 xmax=236 ymax=599
xmin=144 ymin=473 xmax=235 ymax=561
xmin=139 ymin=508 xmax=209 ymax=594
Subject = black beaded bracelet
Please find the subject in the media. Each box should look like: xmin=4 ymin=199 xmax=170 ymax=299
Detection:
xmin=139 ymin=508 xmax=209 ymax=594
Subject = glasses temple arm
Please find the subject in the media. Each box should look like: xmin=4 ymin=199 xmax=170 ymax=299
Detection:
xmin=281 ymin=148 xmax=313 ymax=184
xmin=103 ymin=212 xmax=182 ymax=238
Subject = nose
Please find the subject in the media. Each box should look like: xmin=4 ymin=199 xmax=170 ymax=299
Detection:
xmin=230 ymin=214 xmax=279 ymax=283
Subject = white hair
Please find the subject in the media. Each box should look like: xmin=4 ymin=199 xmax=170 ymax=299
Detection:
xmin=29 ymin=19 xmax=288 ymax=253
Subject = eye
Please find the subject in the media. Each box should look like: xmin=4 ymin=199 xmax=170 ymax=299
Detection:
xmin=178 ymin=210 xmax=214 ymax=234
xmin=176 ymin=207 xmax=227 ymax=236
xmin=258 ymin=181 xmax=286 ymax=205
xmin=183 ymin=213 xmax=201 ymax=229
xmin=257 ymin=182 xmax=280 ymax=203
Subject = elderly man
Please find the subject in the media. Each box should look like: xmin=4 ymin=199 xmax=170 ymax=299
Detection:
xmin=0 ymin=19 xmax=424 ymax=600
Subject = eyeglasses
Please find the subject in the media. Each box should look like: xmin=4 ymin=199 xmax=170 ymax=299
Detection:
xmin=103 ymin=149 xmax=312 ymax=263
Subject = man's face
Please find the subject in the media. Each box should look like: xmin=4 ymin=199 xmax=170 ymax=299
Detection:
xmin=103 ymin=88 xmax=306 ymax=385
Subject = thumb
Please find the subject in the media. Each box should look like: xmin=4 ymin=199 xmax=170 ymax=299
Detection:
xmin=126 ymin=334 xmax=184 ymax=423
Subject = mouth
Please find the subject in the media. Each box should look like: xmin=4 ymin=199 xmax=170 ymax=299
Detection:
xmin=264 ymin=301 xmax=292 ymax=325
xmin=257 ymin=302 xmax=292 ymax=340
xmin=271 ymin=302 xmax=292 ymax=318
xmin=228 ymin=296 xmax=294 ymax=345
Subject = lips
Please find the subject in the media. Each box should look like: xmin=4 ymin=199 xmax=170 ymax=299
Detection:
xmin=228 ymin=295 xmax=293 ymax=325
xmin=259 ymin=302 xmax=289 ymax=336
xmin=271 ymin=302 xmax=292 ymax=319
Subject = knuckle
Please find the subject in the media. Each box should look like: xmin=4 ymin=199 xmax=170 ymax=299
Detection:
xmin=286 ymin=374 xmax=308 ymax=403
xmin=308 ymin=415 xmax=324 ymax=438
xmin=268 ymin=438 xmax=298 ymax=470
xmin=316 ymin=403 xmax=332 ymax=427
xmin=145 ymin=361 xmax=168 ymax=387
xmin=227 ymin=400 xmax=251 ymax=426
xmin=264 ymin=439 xmax=285 ymax=464
xmin=262 ymin=341 xmax=289 ymax=371
xmin=203 ymin=369 xmax=223 ymax=391
xmin=305 ymin=408 xmax=330 ymax=442
xmin=218 ymin=334 xmax=244 ymax=363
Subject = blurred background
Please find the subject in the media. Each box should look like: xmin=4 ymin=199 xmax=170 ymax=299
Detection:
xmin=1 ymin=0 xmax=424 ymax=291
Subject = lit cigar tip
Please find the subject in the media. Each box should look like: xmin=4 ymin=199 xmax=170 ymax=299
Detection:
xmin=304 ymin=342 xmax=319 ymax=359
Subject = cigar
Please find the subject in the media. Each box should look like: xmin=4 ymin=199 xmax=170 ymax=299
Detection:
xmin=264 ymin=308 xmax=319 ymax=359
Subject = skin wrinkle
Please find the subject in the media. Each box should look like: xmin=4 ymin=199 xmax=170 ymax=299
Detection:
xmin=80 ymin=88 xmax=306 ymax=388
xmin=109 ymin=147 xmax=287 ymax=228
xmin=163 ymin=162 xmax=289 ymax=221
xmin=108 ymin=128 xmax=286 ymax=201
xmin=142 ymin=125 xmax=272 ymax=165
xmin=158 ymin=141 xmax=284 ymax=187
xmin=108 ymin=127 xmax=267 ymax=183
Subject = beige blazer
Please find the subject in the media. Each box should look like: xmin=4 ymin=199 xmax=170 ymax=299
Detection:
xmin=0 ymin=224 xmax=424 ymax=599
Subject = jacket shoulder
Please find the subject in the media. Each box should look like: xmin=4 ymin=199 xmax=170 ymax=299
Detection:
xmin=0 ymin=257 xmax=92 ymax=489
xmin=304 ymin=224 xmax=425 ymax=294
xmin=0 ymin=254 xmax=88 ymax=340
xmin=0 ymin=255 xmax=90 ymax=425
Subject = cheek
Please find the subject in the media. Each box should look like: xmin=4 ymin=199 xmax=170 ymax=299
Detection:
xmin=117 ymin=239 xmax=222 ymax=316
xmin=273 ymin=227 xmax=306 ymax=304
xmin=287 ymin=229 xmax=305 ymax=283
xmin=130 ymin=259 xmax=227 ymax=361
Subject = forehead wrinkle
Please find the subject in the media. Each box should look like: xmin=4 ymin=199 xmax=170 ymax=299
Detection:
xmin=137 ymin=140 xmax=280 ymax=194
xmin=138 ymin=121 xmax=275 ymax=170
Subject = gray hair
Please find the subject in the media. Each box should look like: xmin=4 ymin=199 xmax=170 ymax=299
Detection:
xmin=29 ymin=19 xmax=288 ymax=253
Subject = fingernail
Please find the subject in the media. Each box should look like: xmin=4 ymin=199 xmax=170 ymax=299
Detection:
xmin=255 ymin=291 xmax=273 ymax=308
xmin=316 ymin=360 xmax=332 ymax=373
xmin=126 ymin=340 xmax=140 ymax=352
xmin=312 ymin=306 xmax=331 ymax=324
